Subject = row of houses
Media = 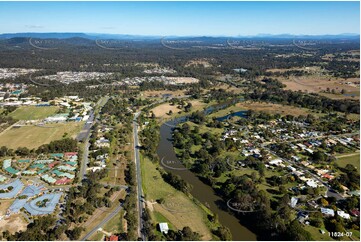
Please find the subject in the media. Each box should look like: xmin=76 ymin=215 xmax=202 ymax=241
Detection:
xmin=1 ymin=152 xmax=78 ymax=186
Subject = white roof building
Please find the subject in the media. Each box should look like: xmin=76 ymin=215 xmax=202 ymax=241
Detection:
xmin=269 ymin=159 xmax=283 ymax=166
xmin=321 ymin=207 xmax=335 ymax=216
xmin=159 ymin=222 xmax=169 ymax=234
xmin=337 ymin=210 xmax=351 ymax=219
xmin=306 ymin=179 xmax=318 ymax=188
xmin=290 ymin=197 xmax=298 ymax=208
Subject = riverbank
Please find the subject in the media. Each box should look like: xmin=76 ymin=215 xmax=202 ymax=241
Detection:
xmin=140 ymin=155 xmax=216 ymax=240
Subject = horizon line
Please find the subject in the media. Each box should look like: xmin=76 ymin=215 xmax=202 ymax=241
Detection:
xmin=0 ymin=32 xmax=360 ymax=38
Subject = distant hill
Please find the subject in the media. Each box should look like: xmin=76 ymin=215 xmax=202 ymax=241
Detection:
xmin=0 ymin=32 xmax=161 ymax=40
xmin=0 ymin=32 xmax=359 ymax=40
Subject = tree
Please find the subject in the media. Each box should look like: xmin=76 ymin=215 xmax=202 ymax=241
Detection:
xmin=285 ymin=220 xmax=312 ymax=240
xmin=214 ymin=226 xmax=232 ymax=240
xmin=320 ymin=198 xmax=329 ymax=207
xmin=279 ymin=185 xmax=287 ymax=194
xmin=66 ymin=227 xmax=84 ymax=240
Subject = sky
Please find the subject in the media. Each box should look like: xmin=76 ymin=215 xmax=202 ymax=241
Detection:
xmin=0 ymin=1 xmax=359 ymax=36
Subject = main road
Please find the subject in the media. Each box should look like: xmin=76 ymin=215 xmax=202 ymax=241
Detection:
xmin=132 ymin=111 xmax=146 ymax=241
xmin=131 ymin=95 xmax=193 ymax=240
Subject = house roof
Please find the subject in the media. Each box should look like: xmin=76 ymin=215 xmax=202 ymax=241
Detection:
xmin=0 ymin=179 xmax=24 ymax=199
xmin=9 ymin=199 xmax=27 ymax=213
xmin=159 ymin=222 xmax=169 ymax=233
xmin=24 ymin=193 xmax=62 ymax=215
xmin=106 ymin=235 xmax=119 ymax=241
xmin=321 ymin=207 xmax=335 ymax=216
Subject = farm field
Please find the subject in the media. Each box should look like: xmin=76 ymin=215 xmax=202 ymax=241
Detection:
xmin=9 ymin=106 xmax=60 ymax=120
xmin=140 ymin=156 xmax=213 ymax=240
xmin=0 ymin=122 xmax=84 ymax=149
xmin=277 ymin=76 xmax=360 ymax=99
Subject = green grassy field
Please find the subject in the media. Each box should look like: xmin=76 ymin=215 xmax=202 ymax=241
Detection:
xmin=102 ymin=210 xmax=124 ymax=234
xmin=140 ymin=155 xmax=213 ymax=240
xmin=0 ymin=122 xmax=84 ymax=149
xmin=335 ymin=153 xmax=360 ymax=171
xmin=9 ymin=106 xmax=60 ymax=120
xmin=89 ymin=233 xmax=104 ymax=241
xmin=304 ymin=226 xmax=335 ymax=241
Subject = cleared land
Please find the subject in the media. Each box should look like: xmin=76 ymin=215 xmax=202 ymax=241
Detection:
xmin=276 ymin=76 xmax=360 ymax=99
xmin=335 ymin=152 xmax=360 ymax=171
xmin=185 ymin=59 xmax=213 ymax=68
xmin=267 ymin=66 xmax=323 ymax=74
xmin=0 ymin=214 xmax=28 ymax=234
xmin=141 ymin=156 xmax=212 ymax=240
xmin=0 ymin=199 xmax=28 ymax=234
xmin=0 ymin=199 xmax=13 ymax=216
xmin=210 ymin=101 xmax=322 ymax=118
xmin=151 ymin=103 xmax=181 ymax=118
xmin=0 ymin=122 xmax=84 ymax=149
xmin=9 ymin=106 xmax=60 ymax=120
xmin=151 ymin=100 xmax=207 ymax=119
xmin=142 ymin=90 xmax=186 ymax=98
xmin=167 ymin=77 xmax=199 ymax=84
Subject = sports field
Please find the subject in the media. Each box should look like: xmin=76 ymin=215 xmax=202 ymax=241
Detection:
xmin=0 ymin=122 xmax=84 ymax=149
xmin=9 ymin=106 xmax=60 ymax=120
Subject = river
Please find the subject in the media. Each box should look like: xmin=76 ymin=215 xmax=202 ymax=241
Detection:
xmin=156 ymin=103 xmax=257 ymax=241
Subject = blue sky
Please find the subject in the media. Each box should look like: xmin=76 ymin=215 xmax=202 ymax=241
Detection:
xmin=0 ymin=1 xmax=359 ymax=36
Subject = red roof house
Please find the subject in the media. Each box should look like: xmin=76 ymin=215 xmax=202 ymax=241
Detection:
xmin=105 ymin=235 xmax=118 ymax=241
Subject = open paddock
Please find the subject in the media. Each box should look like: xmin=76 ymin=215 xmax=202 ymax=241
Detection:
xmin=277 ymin=76 xmax=360 ymax=99
xmin=141 ymin=156 xmax=212 ymax=240
xmin=0 ymin=122 xmax=84 ymax=149
xmin=151 ymin=100 xmax=207 ymax=119
xmin=210 ymin=101 xmax=322 ymax=118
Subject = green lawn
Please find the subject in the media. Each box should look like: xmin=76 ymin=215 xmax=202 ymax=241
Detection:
xmin=102 ymin=210 xmax=124 ymax=234
xmin=304 ymin=226 xmax=335 ymax=241
xmin=89 ymin=232 xmax=104 ymax=241
xmin=140 ymin=155 xmax=213 ymax=240
xmin=335 ymin=153 xmax=360 ymax=171
xmin=9 ymin=106 xmax=60 ymax=120
xmin=0 ymin=122 xmax=84 ymax=149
